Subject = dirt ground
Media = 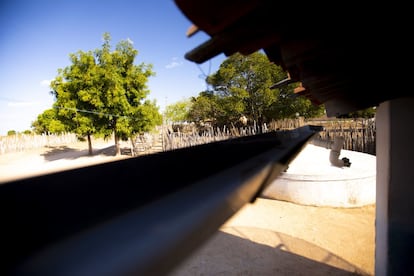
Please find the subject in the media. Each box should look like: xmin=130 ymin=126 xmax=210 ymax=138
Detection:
xmin=170 ymin=199 xmax=375 ymax=276
xmin=0 ymin=138 xmax=131 ymax=183
xmin=0 ymin=139 xmax=375 ymax=275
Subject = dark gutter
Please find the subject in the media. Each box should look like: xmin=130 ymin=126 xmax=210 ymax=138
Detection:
xmin=1 ymin=125 xmax=322 ymax=275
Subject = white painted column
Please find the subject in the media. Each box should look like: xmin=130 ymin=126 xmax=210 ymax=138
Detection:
xmin=375 ymin=97 xmax=414 ymax=275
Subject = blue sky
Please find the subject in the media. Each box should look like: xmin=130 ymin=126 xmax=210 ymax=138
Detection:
xmin=0 ymin=0 xmax=226 ymax=135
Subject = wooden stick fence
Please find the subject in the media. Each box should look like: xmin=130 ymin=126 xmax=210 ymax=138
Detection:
xmin=307 ymin=118 xmax=376 ymax=155
xmin=1 ymin=118 xmax=376 ymax=156
xmin=0 ymin=133 xmax=78 ymax=155
xmin=155 ymin=118 xmax=376 ymax=155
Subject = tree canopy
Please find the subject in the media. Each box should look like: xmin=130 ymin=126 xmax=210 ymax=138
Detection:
xmin=186 ymin=52 xmax=325 ymax=127
xmin=163 ymin=99 xmax=192 ymax=124
xmin=49 ymin=33 xmax=161 ymax=155
xmin=31 ymin=108 xmax=67 ymax=134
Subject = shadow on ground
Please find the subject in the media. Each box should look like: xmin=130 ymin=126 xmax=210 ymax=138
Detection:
xmin=40 ymin=145 xmax=132 ymax=161
xmin=170 ymin=227 xmax=370 ymax=276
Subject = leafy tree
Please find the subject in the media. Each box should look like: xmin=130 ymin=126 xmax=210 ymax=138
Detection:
xmin=164 ymin=99 xmax=192 ymax=123
xmin=188 ymin=91 xmax=226 ymax=126
xmin=265 ymin=83 xmax=325 ymax=119
xmin=7 ymin=130 xmax=16 ymax=136
xmin=50 ymin=32 xmax=160 ymax=155
xmin=205 ymin=52 xmax=285 ymax=126
xmin=128 ymin=99 xmax=162 ymax=138
xmin=189 ymin=52 xmax=325 ymax=127
xmin=31 ymin=108 xmax=67 ymax=134
xmin=51 ymin=49 xmax=102 ymax=154
xmin=337 ymin=106 xmax=377 ymax=118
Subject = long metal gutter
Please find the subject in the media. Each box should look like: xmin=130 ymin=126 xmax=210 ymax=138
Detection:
xmin=0 ymin=125 xmax=322 ymax=275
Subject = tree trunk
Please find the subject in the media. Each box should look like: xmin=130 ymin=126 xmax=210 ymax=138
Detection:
xmin=114 ymin=133 xmax=121 ymax=156
xmin=112 ymin=119 xmax=121 ymax=156
xmin=87 ymin=134 xmax=93 ymax=156
xmin=130 ymin=136 xmax=136 ymax=156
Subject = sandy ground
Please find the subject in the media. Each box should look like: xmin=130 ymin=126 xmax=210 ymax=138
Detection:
xmin=170 ymin=199 xmax=375 ymax=276
xmin=0 ymin=138 xmax=132 ymax=183
xmin=0 ymin=139 xmax=376 ymax=275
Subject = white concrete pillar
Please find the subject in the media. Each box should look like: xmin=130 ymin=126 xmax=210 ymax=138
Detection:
xmin=375 ymin=97 xmax=414 ymax=275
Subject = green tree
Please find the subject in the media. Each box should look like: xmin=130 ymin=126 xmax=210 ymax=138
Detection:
xmin=190 ymin=52 xmax=325 ymax=127
xmin=31 ymin=108 xmax=67 ymax=134
xmin=338 ymin=106 xmax=377 ymax=118
xmin=206 ymin=52 xmax=286 ymax=126
xmin=128 ymin=99 xmax=162 ymax=137
xmin=50 ymin=33 xmax=159 ymax=155
xmin=266 ymin=83 xmax=325 ymax=119
xmin=51 ymin=49 xmax=102 ymax=155
xmin=7 ymin=130 xmax=16 ymax=136
xmin=188 ymin=91 xmax=225 ymax=126
xmin=164 ymin=99 xmax=192 ymax=124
